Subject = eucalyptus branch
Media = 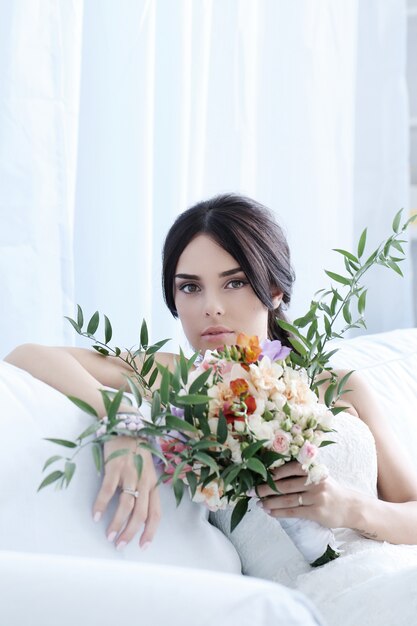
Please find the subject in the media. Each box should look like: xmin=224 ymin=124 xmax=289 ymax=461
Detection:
xmin=279 ymin=209 xmax=417 ymax=402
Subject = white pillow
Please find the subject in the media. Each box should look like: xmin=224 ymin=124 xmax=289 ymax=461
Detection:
xmin=330 ymin=328 xmax=417 ymax=469
xmin=0 ymin=361 xmax=241 ymax=573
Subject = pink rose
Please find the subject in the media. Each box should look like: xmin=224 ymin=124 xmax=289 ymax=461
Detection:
xmin=272 ymin=430 xmax=291 ymax=454
xmin=297 ymin=441 xmax=318 ymax=466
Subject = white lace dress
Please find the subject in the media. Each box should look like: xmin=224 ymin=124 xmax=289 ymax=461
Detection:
xmin=211 ymin=412 xmax=417 ymax=625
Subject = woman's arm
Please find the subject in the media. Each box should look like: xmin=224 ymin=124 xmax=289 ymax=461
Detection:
xmin=256 ymin=371 xmax=417 ymax=545
xmin=4 ymin=343 xmax=175 ymax=549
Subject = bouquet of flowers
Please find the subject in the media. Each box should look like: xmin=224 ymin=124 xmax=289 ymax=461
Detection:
xmin=156 ymin=333 xmax=341 ymax=566
xmin=39 ymin=209 xmax=416 ymax=567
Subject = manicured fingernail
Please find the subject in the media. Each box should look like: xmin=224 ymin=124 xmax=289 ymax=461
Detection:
xmin=116 ymin=541 xmax=127 ymax=551
xmin=247 ymin=488 xmax=256 ymax=497
xmin=93 ymin=511 xmax=102 ymax=523
xmin=141 ymin=541 xmax=151 ymax=551
xmin=107 ymin=531 xmax=117 ymax=542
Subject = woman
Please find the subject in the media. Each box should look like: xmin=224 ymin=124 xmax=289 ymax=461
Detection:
xmin=6 ymin=194 xmax=417 ymax=619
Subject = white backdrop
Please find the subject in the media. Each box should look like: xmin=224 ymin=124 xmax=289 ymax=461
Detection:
xmin=0 ymin=0 xmax=413 ymax=358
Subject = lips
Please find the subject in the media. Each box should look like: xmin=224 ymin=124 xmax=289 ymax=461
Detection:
xmin=201 ymin=326 xmax=234 ymax=337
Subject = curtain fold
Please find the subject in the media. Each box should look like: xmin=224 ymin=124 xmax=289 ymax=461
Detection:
xmin=0 ymin=0 xmax=83 ymax=356
xmin=0 ymin=0 xmax=412 ymax=358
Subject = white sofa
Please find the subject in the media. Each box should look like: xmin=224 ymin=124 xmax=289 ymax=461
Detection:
xmin=1 ymin=328 xmax=417 ymax=625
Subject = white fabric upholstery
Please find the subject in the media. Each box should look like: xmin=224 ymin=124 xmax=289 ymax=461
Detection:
xmin=0 ymin=360 xmax=323 ymax=625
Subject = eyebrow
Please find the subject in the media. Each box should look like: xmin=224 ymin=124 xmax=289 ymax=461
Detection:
xmin=174 ymin=267 xmax=243 ymax=280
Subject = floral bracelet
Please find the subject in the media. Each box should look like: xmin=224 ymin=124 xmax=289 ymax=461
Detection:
xmin=96 ymin=410 xmax=150 ymax=439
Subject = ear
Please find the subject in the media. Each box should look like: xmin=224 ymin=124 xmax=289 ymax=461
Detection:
xmin=272 ymin=291 xmax=283 ymax=309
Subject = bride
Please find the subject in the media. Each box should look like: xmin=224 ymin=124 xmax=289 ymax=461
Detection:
xmin=6 ymin=193 xmax=417 ymax=623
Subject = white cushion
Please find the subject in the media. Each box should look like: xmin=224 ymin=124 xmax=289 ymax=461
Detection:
xmin=0 ymin=361 xmax=240 ymax=572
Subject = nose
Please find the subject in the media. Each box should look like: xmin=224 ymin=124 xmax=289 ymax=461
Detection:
xmin=203 ymin=293 xmax=225 ymax=317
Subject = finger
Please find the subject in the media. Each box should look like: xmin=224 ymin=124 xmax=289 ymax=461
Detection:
xmin=259 ymin=491 xmax=311 ymax=513
xmin=139 ymin=486 xmax=161 ymax=548
xmin=93 ymin=470 xmax=121 ymax=521
xmin=106 ymin=491 xmax=137 ymax=542
xmin=271 ymin=461 xmax=308 ymax=480
xmin=115 ymin=491 xmax=149 ymax=548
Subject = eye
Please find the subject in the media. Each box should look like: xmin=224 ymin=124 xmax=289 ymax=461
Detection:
xmin=226 ymin=279 xmax=247 ymax=289
xmin=179 ymin=283 xmax=201 ymax=294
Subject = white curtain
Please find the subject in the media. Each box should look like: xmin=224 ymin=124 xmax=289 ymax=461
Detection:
xmin=0 ymin=0 xmax=412 ymax=358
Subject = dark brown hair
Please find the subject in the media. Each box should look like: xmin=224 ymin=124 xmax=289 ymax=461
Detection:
xmin=162 ymin=193 xmax=295 ymax=346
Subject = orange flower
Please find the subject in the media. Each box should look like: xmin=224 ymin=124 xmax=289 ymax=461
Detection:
xmin=236 ymin=333 xmax=262 ymax=363
xmin=244 ymin=395 xmax=257 ymax=414
xmin=230 ymin=378 xmax=249 ymax=396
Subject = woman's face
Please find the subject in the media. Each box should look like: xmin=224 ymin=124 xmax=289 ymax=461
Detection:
xmin=174 ymin=234 xmax=282 ymax=352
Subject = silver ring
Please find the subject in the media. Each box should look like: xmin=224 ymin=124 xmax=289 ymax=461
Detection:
xmin=298 ymin=494 xmax=304 ymax=507
xmin=122 ymin=487 xmax=139 ymax=499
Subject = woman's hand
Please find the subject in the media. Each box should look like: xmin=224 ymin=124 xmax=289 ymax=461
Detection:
xmin=255 ymin=461 xmax=355 ymax=529
xmin=93 ymin=436 xmax=161 ymax=550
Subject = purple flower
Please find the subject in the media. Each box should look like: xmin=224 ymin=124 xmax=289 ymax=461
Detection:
xmin=170 ymin=405 xmax=185 ymax=418
xmin=260 ymin=338 xmax=291 ymax=362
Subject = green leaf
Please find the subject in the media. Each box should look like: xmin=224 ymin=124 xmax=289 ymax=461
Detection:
xmin=44 ymin=438 xmax=77 ymax=449
xmin=141 ymin=356 xmax=154 ymax=377
xmin=104 ymin=315 xmax=113 ymax=343
xmin=64 ymin=461 xmax=76 ymax=486
xmin=126 ymin=378 xmax=143 ymax=407
xmin=151 ymin=391 xmax=161 ymax=419
xmin=38 ymin=470 xmax=65 ymax=491
xmin=288 ymin=337 xmax=308 ymax=356
xmin=136 ymin=441 xmax=167 ymax=465
xmin=148 ymin=367 xmax=159 ymax=389
xmin=67 ymin=396 xmax=98 ymax=417
xmin=387 ymin=259 xmax=403 ymax=277
xmin=92 ymin=444 xmax=103 ymax=474
xmin=159 ymin=367 xmax=170 ymax=405
xmin=145 ymin=338 xmax=170 ymax=355
xmin=92 ymin=346 xmax=109 ymax=356
xmin=78 ymin=422 xmax=101 ymax=440
xmin=42 ymin=455 xmax=62 ymax=472
xmin=342 ymin=303 xmax=352 ymax=324
xmin=64 ymin=316 xmax=81 ymax=334
xmin=357 ymin=228 xmax=367 ymax=258
xmin=186 ymin=471 xmax=197 ymax=498
xmin=336 ymin=370 xmax=355 ymax=396
xmin=324 ymin=382 xmax=336 ymax=407
xmin=105 ymin=449 xmax=130 ymax=463
xmin=357 ymin=289 xmax=367 ymax=315
xmin=391 ymin=240 xmax=405 ymax=254
xmin=216 ymin=413 xmax=228 ymax=444
xmin=194 ymin=452 xmax=219 ymax=474
xmin=175 ymin=394 xmax=210 ymax=406
xmin=189 ymin=368 xmax=212 ymax=394
xmin=242 ymin=439 xmax=268 ymax=460
xmin=133 ymin=454 xmax=143 ymax=480
xmin=293 ymin=307 xmax=318 ymax=328
xmin=277 ymin=318 xmax=308 ymax=343
xmin=107 ymin=388 xmax=125 ymax=421
xmin=87 ymin=311 xmax=100 ymax=335
xmin=179 ymin=348 xmax=188 ymax=384
xmin=324 ymin=270 xmax=351 ymax=286
xmin=165 ymin=414 xmax=198 ymax=433
xmin=329 ymin=405 xmax=350 ymax=416
xmin=140 ymin=319 xmax=149 ymax=349
xmin=319 ymin=440 xmax=336 ymax=447
xmin=230 ymin=498 xmax=249 ymax=532
xmin=246 ymin=457 xmax=267 ymax=479
xmin=76 ymin=304 xmax=84 ymax=329
xmin=332 ymin=248 xmax=359 ymax=263
xmin=173 ymin=478 xmax=184 ymax=505
xmin=392 ymin=209 xmax=403 ymax=234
